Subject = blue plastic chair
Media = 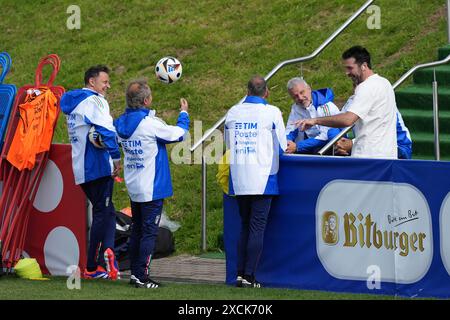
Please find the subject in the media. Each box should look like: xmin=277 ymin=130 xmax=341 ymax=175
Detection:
xmin=0 ymin=52 xmax=17 ymax=152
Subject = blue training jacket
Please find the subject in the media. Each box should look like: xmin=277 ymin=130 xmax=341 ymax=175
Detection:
xmin=114 ymin=108 xmax=189 ymax=202
xmin=61 ymin=88 xmax=120 ymax=185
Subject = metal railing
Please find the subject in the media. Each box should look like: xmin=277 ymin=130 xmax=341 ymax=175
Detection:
xmin=191 ymin=0 xmax=374 ymax=152
xmin=318 ymin=54 xmax=450 ymax=157
xmin=190 ymin=0 xmax=375 ymax=251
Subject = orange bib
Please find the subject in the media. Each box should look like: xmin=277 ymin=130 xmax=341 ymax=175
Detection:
xmin=7 ymin=88 xmax=58 ymax=170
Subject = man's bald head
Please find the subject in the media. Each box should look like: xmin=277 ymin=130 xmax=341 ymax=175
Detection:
xmin=247 ymin=75 xmax=268 ymax=98
xmin=126 ymin=79 xmax=152 ymax=108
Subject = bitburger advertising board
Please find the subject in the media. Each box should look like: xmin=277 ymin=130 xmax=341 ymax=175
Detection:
xmin=224 ymin=155 xmax=450 ymax=298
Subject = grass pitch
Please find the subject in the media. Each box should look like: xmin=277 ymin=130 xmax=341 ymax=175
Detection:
xmin=0 ymin=275 xmax=405 ymax=300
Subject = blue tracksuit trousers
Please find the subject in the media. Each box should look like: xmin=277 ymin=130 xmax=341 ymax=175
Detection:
xmin=129 ymin=199 xmax=163 ymax=282
xmin=236 ymin=195 xmax=273 ymax=279
xmin=80 ymin=176 xmax=116 ymax=271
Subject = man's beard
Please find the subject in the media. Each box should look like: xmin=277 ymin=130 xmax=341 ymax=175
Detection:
xmin=351 ymin=75 xmax=362 ymax=86
xmin=298 ymin=99 xmax=310 ymax=108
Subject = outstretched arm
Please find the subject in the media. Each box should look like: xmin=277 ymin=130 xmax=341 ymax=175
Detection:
xmin=297 ymin=111 xmax=359 ymax=131
xmin=155 ymin=98 xmax=190 ymax=143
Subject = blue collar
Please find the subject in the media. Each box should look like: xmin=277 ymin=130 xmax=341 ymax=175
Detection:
xmin=83 ymin=87 xmax=104 ymax=98
xmin=115 ymin=107 xmax=152 ymax=139
xmin=243 ymin=96 xmax=268 ymax=105
xmin=125 ymin=107 xmax=150 ymax=115
xmin=311 ymin=88 xmax=334 ymax=109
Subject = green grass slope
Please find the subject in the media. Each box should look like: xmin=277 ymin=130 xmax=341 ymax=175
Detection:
xmin=0 ymin=0 xmax=447 ymax=254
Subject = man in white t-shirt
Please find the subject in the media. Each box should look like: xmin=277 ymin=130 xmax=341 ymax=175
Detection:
xmin=298 ymin=46 xmax=397 ymax=159
xmin=335 ymin=93 xmax=413 ymax=159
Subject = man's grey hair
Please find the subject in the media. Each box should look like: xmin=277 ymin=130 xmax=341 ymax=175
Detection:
xmin=126 ymin=79 xmax=152 ymax=108
xmin=247 ymin=75 xmax=267 ymax=97
xmin=287 ymin=77 xmax=310 ymax=91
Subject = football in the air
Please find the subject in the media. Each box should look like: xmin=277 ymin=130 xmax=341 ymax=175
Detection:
xmin=155 ymin=56 xmax=182 ymax=84
xmin=88 ymin=126 xmax=105 ymax=148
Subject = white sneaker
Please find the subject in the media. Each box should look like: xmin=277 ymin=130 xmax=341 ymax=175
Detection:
xmin=135 ymin=278 xmax=160 ymax=289
xmin=236 ymin=275 xmax=243 ymax=287
xmin=129 ymin=274 xmax=138 ymax=285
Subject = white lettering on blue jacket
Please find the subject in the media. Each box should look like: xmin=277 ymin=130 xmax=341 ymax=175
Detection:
xmin=225 ymin=96 xmax=287 ymax=196
xmin=285 ymin=88 xmax=340 ymax=153
xmin=61 ymin=88 xmax=120 ymax=185
xmin=114 ymin=108 xmax=189 ymax=202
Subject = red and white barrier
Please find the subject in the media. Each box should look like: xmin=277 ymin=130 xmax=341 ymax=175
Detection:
xmin=23 ymin=144 xmax=87 ymax=275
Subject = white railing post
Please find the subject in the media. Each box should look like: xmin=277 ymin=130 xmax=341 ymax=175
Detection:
xmin=201 ymin=154 xmax=207 ymax=251
xmin=433 ymin=69 xmax=440 ymax=160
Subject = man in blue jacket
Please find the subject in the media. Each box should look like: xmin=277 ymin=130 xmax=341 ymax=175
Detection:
xmin=285 ymin=78 xmax=341 ymax=154
xmin=114 ymin=79 xmax=189 ymax=289
xmin=225 ymin=75 xmax=287 ymax=288
xmin=61 ymin=65 xmax=121 ymax=280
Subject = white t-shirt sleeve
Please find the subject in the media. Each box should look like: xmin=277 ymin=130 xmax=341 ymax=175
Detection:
xmin=346 ymin=85 xmax=372 ymax=121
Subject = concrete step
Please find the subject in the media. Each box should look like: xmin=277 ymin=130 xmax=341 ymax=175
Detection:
xmin=438 ymin=45 xmax=450 ymax=60
xmin=413 ymin=65 xmax=450 ymax=86
xmin=396 ymin=85 xmax=450 ymax=111
xmin=121 ymin=254 xmax=226 ymax=284
xmin=400 ymin=109 xmax=450 ymax=134
xmin=411 ymin=132 xmax=450 ymax=156
xmin=413 ymin=154 xmax=450 ymax=161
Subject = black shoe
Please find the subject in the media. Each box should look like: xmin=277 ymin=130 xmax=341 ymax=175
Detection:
xmin=241 ymin=277 xmax=262 ymax=288
xmin=135 ymin=278 xmax=160 ymax=289
xmin=236 ymin=275 xmax=243 ymax=287
xmin=129 ymin=275 xmax=138 ymax=285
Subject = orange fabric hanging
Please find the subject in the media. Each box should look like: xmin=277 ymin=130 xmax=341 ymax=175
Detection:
xmin=36 ymin=88 xmax=58 ymax=153
xmin=6 ymin=87 xmax=58 ymax=170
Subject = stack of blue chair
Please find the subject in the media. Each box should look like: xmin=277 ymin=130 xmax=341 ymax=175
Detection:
xmin=0 ymin=53 xmax=16 ymax=152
